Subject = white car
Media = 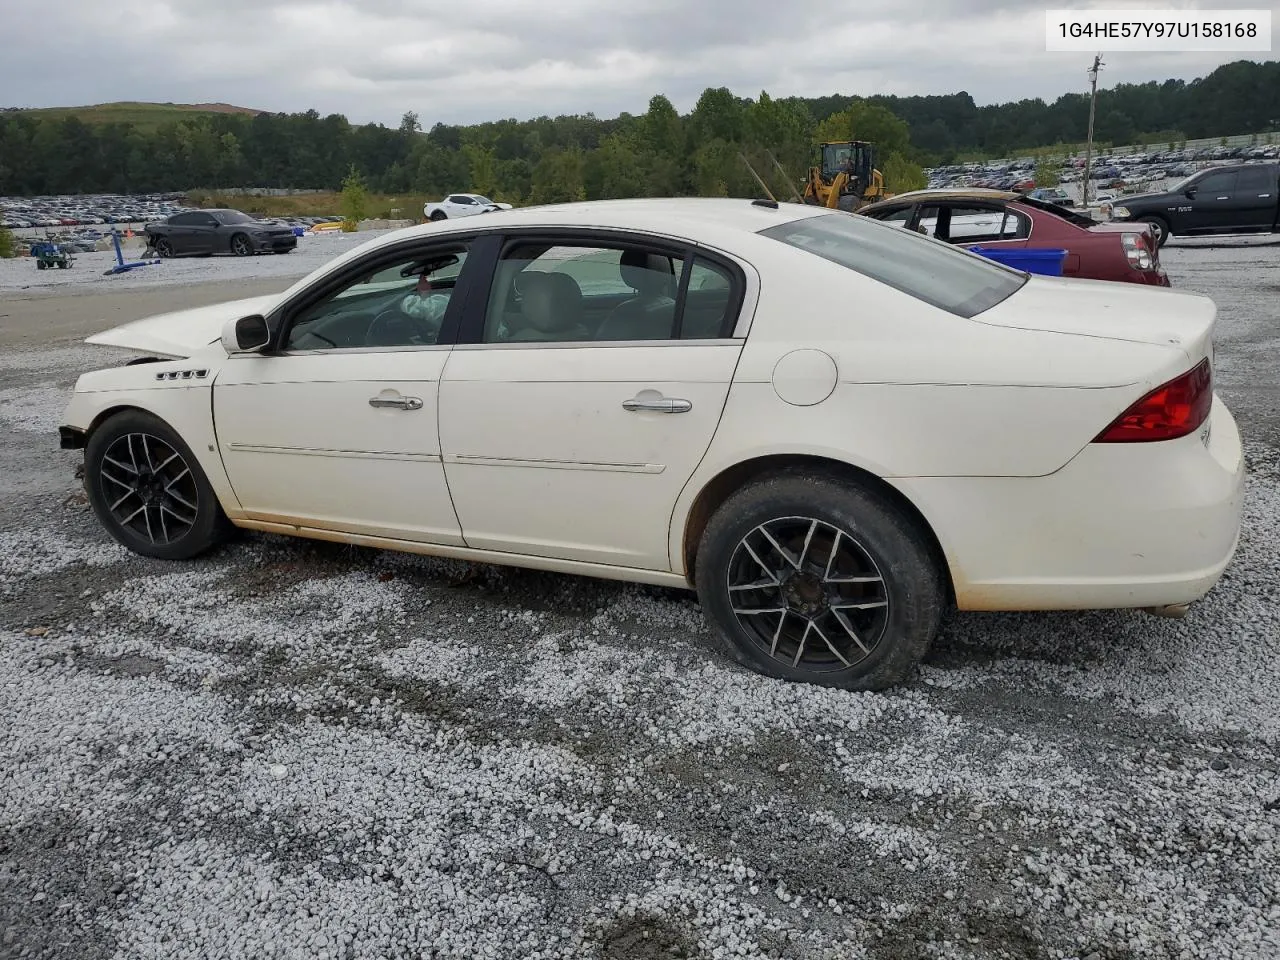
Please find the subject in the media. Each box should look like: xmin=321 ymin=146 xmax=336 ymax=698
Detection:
xmin=423 ymin=193 xmax=513 ymax=221
xmin=59 ymin=198 xmax=1245 ymax=691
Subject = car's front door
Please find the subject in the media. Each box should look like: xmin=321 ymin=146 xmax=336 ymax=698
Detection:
xmin=1183 ymin=169 xmax=1240 ymax=232
xmin=438 ymin=233 xmax=749 ymax=571
xmin=212 ymin=236 xmax=483 ymax=544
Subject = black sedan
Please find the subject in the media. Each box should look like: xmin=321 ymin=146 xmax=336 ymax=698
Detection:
xmin=142 ymin=209 xmax=298 ymax=258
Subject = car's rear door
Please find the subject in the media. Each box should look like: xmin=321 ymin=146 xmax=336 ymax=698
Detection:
xmin=1233 ymin=164 xmax=1278 ymax=229
xmin=212 ymin=235 xmax=484 ymax=544
xmin=437 ymin=230 xmax=750 ymax=571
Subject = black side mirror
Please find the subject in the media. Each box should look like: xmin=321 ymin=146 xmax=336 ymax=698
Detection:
xmin=1184 ymin=187 xmax=1197 ymax=198
xmin=222 ymin=314 xmax=270 ymax=354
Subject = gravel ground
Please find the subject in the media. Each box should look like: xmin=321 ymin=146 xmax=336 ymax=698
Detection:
xmin=1 ymin=243 xmax=1278 ymax=960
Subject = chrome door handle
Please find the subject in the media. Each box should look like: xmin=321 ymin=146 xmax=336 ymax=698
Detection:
xmin=623 ymin=396 xmax=692 ymax=414
xmin=368 ymin=396 xmax=423 ymax=410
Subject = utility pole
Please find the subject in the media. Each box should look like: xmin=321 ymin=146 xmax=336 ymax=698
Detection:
xmin=1082 ymin=53 xmax=1104 ymax=209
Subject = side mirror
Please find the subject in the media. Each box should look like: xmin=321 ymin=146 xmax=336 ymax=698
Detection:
xmin=222 ymin=314 xmax=270 ymax=354
xmin=1184 ymin=187 xmax=1197 ymax=198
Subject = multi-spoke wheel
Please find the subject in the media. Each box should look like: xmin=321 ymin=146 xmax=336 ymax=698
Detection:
xmin=84 ymin=411 xmax=231 ymax=560
xmin=230 ymin=233 xmax=253 ymax=256
xmin=695 ymin=472 xmax=946 ymax=691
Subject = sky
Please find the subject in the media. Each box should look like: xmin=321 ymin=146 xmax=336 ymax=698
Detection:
xmin=2 ymin=0 xmax=1276 ymax=127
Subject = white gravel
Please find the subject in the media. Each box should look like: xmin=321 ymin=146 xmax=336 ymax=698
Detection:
xmin=2 ymin=248 xmax=1279 ymax=959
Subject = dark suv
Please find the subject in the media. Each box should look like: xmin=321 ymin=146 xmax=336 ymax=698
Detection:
xmin=1108 ymin=162 xmax=1279 ymax=246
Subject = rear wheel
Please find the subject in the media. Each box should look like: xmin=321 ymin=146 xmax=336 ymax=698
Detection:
xmin=428 ymin=211 xmax=447 ymax=222
xmin=1140 ymin=216 xmax=1170 ymax=247
xmin=84 ymin=410 xmax=231 ymax=561
xmin=695 ymin=472 xmax=945 ymax=691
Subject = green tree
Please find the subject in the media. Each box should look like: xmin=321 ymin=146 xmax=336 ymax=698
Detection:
xmin=1034 ymin=159 xmax=1062 ymax=188
xmin=882 ymin=152 xmax=927 ymax=193
xmin=0 ymin=225 xmax=15 ymax=259
xmin=340 ymin=164 xmax=369 ymax=230
xmin=530 ymin=147 xmax=586 ymax=204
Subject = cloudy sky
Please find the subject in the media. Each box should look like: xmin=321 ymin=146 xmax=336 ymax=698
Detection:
xmin=2 ymin=0 xmax=1276 ymax=127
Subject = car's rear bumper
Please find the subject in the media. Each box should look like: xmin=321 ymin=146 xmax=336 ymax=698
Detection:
xmin=892 ymin=395 xmax=1245 ymax=611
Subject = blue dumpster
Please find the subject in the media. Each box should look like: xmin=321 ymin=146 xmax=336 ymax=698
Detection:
xmin=968 ymin=246 xmax=1067 ymax=276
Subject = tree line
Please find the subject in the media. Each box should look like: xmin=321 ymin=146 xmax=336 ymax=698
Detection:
xmin=1 ymin=59 xmax=1275 ymax=201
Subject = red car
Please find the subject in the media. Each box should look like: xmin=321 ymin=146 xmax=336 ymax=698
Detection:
xmin=858 ymin=189 xmax=1170 ymax=286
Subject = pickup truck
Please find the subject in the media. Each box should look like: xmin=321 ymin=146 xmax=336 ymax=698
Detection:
xmin=1108 ymin=161 xmax=1279 ymax=246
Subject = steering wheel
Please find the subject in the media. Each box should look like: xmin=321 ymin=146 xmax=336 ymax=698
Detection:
xmin=365 ymin=306 xmax=441 ymax=347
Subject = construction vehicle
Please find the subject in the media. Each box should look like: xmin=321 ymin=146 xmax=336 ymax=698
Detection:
xmin=802 ymin=141 xmax=889 ymax=211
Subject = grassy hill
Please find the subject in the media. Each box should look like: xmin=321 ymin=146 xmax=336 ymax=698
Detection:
xmin=4 ymin=101 xmax=262 ymax=129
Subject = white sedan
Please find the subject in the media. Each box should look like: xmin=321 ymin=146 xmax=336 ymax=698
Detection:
xmin=422 ymin=193 xmax=512 ymax=221
xmin=59 ymin=198 xmax=1245 ymax=690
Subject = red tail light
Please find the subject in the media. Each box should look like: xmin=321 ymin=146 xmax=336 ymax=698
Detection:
xmin=1093 ymin=358 xmax=1213 ymax=443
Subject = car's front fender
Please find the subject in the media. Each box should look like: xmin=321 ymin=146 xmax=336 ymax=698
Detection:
xmin=61 ymin=364 xmax=245 ymax=516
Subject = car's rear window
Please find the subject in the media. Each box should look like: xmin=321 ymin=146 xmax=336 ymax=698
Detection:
xmin=759 ymin=212 xmax=1027 ymax=318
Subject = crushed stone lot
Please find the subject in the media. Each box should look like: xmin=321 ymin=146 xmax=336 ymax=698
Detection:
xmin=1 ymin=241 xmax=1279 ymax=960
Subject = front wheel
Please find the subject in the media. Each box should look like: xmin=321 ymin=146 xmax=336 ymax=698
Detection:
xmin=153 ymin=237 xmax=174 ymax=258
xmin=84 ymin=410 xmax=232 ymax=560
xmin=695 ymin=472 xmax=945 ymax=691
xmin=230 ymin=233 xmax=253 ymax=256
xmin=1140 ymin=216 xmax=1170 ymax=248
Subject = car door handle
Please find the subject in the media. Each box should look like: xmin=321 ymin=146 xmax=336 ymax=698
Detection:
xmin=369 ymin=396 xmax=423 ymax=410
xmin=1260 ymin=194 xmax=1272 ymax=198
xmin=623 ymin=396 xmax=692 ymax=414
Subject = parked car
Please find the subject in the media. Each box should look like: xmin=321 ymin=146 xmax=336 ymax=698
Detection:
xmin=142 ymin=209 xmax=298 ymax=258
xmin=1108 ymin=162 xmax=1280 ymax=246
xmin=59 ymin=198 xmax=1243 ymax=691
xmin=1026 ymin=187 xmax=1075 ymax=207
xmin=423 ymin=194 xmax=513 ymax=221
xmin=858 ymin=189 xmax=1169 ymax=286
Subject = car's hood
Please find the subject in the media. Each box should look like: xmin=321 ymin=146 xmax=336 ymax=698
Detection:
xmin=84 ymin=294 xmax=279 ymax=358
xmin=1110 ymin=192 xmax=1167 ymax=207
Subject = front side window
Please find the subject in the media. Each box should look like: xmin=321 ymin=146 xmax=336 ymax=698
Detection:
xmin=285 ymin=246 xmax=469 ymax=351
xmin=214 ymin=211 xmax=255 ymax=225
xmin=481 ymin=241 xmax=739 ymax=344
xmin=760 ymin=212 xmax=1026 ymax=319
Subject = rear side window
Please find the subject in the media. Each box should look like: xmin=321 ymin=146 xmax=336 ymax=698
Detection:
xmin=1237 ymin=165 xmax=1275 ymax=192
xmin=760 ymin=213 xmax=1027 ymax=318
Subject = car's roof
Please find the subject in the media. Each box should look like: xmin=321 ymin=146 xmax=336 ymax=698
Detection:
xmin=404 ymin=197 xmax=830 ymax=244
xmin=867 ymin=188 xmax=1022 ymax=207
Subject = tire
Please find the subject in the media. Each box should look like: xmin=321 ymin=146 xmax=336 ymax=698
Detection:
xmin=37 ymin=261 xmax=46 ymax=270
xmin=428 ymin=211 xmax=447 ymax=221
xmin=1140 ymin=216 xmax=1170 ymax=248
xmin=230 ymin=233 xmax=253 ymax=256
xmin=695 ymin=471 xmax=945 ymax=691
xmin=153 ymin=237 xmax=174 ymax=258
xmin=84 ymin=410 xmax=232 ymax=561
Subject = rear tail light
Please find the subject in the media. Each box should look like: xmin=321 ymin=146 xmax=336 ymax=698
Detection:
xmin=1093 ymin=358 xmax=1212 ymax=442
xmin=1121 ymin=231 xmax=1155 ymax=271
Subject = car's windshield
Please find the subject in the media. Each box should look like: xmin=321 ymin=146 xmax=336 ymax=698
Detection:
xmin=214 ymin=210 xmax=255 ymax=224
xmin=759 ymin=212 xmax=1027 ymax=318
xmin=472 ymin=196 xmax=493 ymax=206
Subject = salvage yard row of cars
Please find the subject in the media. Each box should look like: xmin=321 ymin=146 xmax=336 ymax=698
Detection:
xmin=59 ymin=197 xmax=1245 ymax=692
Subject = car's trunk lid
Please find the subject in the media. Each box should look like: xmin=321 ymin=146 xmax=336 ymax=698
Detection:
xmin=976 ymin=275 xmax=1214 ymax=360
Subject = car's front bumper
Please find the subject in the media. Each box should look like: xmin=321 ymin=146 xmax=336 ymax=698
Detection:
xmin=892 ymin=394 xmax=1246 ymax=611
xmin=252 ymin=233 xmax=297 ymax=253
